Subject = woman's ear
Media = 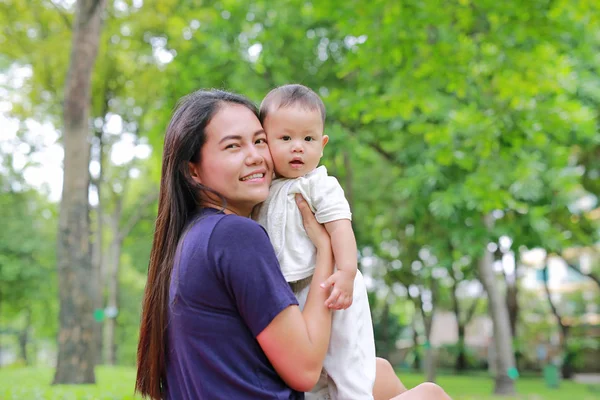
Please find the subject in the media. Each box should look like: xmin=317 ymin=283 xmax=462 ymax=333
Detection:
xmin=188 ymin=162 xmax=202 ymax=184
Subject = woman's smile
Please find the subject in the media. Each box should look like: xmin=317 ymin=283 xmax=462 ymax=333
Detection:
xmin=190 ymin=103 xmax=273 ymax=216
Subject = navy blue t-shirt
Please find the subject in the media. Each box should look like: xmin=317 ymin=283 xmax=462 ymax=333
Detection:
xmin=164 ymin=208 xmax=302 ymax=399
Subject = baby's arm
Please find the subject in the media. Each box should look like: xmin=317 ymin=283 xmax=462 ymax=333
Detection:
xmin=323 ymin=219 xmax=358 ymax=310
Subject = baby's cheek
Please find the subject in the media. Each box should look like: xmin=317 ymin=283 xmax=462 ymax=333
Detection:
xmin=270 ymin=150 xmax=287 ymax=168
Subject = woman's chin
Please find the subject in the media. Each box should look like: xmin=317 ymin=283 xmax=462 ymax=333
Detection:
xmin=254 ymin=191 xmax=270 ymax=205
xmin=246 ymin=189 xmax=270 ymax=208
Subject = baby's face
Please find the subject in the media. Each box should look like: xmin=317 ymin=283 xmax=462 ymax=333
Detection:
xmin=263 ymin=107 xmax=328 ymax=179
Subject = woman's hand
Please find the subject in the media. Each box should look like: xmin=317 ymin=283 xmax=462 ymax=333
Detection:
xmin=295 ymin=194 xmax=330 ymax=250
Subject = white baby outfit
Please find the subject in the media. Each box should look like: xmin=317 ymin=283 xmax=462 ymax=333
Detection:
xmin=255 ymin=166 xmax=376 ymax=400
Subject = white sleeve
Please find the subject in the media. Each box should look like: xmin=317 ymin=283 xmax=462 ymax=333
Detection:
xmin=308 ymin=167 xmax=352 ymax=224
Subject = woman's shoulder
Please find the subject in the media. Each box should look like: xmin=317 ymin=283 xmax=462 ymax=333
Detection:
xmin=185 ymin=210 xmax=264 ymax=236
xmin=181 ymin=212 xmax=270 ymax=258
xmin=209 ymin=215 xmax=278 ymax=271
xmin=211 ymin=213 xmax=270 ymax=245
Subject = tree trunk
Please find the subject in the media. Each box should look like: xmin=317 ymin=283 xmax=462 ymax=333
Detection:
xmin=92 ymin=206 xmax=104 ymax=365
xmin=54 ymin=0 xmax=106 ymax=385
xmin=418 ymin=285 xmax=437 ymax=383
xmin=450 ymin=276 xmax=467 ymax=372
xmin=91 ymin=126 xmax=105 ymax=365
xmin=105 ymin=233 xmax=122 ymax=365
xmin=422 ymin=326 xmax=436 ymax=382
xmin=104 ymin=195 xmax=122 ymax=365
xmin=506 ymin=281 xmax=522 ymax=370
xmin=424 ymin=345 xmax=437 ymax=383
xmin=456 ymin=325 xmax=467 ymax=372
xmin=504 ymin=253 xmax=520 ymax=368
xmin=542 ymin=265 xmax=573 ymax=379
xmin=379 ymin=300 xmax=390 ymax=360
xmin=457 ymin=295 xmax=480 ymax=372
xmin=411 ymin=317 xmax=420 ymax=371
xmin=478 ymin=215 xmax=516 ymax=395
xmin=103 ymin=189 xmax=156 ymax=364
xmin=18 ymin=308 xmax=32 ymax=365
xmin=505 ymin=279 xmax=518 ymax=339
xmin=343 ymin=150 xmax=354 ymax=212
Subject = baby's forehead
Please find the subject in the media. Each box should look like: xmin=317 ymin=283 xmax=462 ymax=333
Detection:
xmin=269 ymin=103 xmax=323 ymax=118
xmin=264 ymin=108 xmax=324 ymax=134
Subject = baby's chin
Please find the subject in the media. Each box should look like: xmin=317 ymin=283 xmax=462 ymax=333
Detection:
xmin=274 ymin=170 xmax=306 ymax=179
xmin=273 ymin=165 xmax=311 ymax=179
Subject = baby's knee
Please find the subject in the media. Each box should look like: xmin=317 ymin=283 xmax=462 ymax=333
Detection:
xmin=414 ymin=382 xmax=450 ymax=399
xmin=375 ymin=357 xmax=394 ymax=374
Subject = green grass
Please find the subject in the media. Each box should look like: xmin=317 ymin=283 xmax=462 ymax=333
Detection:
xmin=0 ymin=366 xmax=141 ymax=400
xmin=398 ymin=372 xmax=599 ymax=400
xmin=0 ymin=366 xmax=598 ymax=399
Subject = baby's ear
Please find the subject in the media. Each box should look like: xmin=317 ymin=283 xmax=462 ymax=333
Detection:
xmin=320 ymin=135 xmax=329 ymax=157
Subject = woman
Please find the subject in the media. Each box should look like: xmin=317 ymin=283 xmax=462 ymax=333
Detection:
xmin=135 ymin=89 xmax=451 ymax=400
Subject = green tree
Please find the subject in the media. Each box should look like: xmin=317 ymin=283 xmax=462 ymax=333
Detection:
xmin=54 ymin=0 xmax=106 ymax=384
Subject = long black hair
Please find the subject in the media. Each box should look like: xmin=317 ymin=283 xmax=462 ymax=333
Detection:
xmin=135 ymin=89 xmax=259 ymax=399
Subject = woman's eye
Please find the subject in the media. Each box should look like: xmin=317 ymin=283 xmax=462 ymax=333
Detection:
xmin=256 ymin=138 xmax=267 ymax=145
xmin=225 ymin=143 xmax=240 ymax=149
xmin=282 ymin=136 xmax=291 ymax=141
xmin=304 ymin=136 xmax=314 ymax=142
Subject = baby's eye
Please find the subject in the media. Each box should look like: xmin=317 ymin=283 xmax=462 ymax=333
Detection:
xmin=282 ymin=136 xmax=291 ymax=141
xmin=304 ymin=136 xmax=315 ymax=142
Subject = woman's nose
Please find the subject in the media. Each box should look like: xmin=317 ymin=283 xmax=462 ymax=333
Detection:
xmin=246 ymin=146 xmax=263 ymax=164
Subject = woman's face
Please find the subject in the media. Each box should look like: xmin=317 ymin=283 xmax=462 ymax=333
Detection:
xmin=190 ymin=103 xmax=273 ymax=216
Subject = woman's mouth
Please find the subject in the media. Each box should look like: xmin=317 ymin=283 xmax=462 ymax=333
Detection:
xmin=240 ymin=173 xmax=265 ymax=182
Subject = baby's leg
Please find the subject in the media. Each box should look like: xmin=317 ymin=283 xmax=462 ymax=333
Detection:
xmin=322 ymin=270 xmax=376 ymax=400
xmin=373 ymin=358 xmax=407 ymax=400
xmin=391 ymin=383 xmax=452 ymax=400
xmin=372 ymin=359 xmax=451 ymax=400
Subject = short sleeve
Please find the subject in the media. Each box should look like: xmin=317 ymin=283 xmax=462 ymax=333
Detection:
xmin=308 ymin=166 xmax=352 ymax=224
xmin=209 ymin=216 xmax=299 ymax=337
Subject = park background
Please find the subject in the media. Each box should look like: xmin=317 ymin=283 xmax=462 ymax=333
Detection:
xmin=1 ymin=0 xmax=600 ymax=398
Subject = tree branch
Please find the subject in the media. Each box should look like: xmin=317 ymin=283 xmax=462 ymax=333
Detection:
xmin=118 ymin=190 xmax=158 ymax=241
xmin=566 ymin=262 xmax=600 ymax=289
xmin=542 ymin=265 xmax=568 ymax=339
xmin=336 ymin=120 xmax=401 ymax=166
xmin=47 ymin=0 xmax=72 ymax=30
xmin=449 ymin=267 xmax=463 ymax=321
xmin=413 ymin=293 xmax=428 ymax=336
xmin=367 ymin=140 xmax=397 ymax=164
xmin=83 ymin=0 xmax=105 ymax=21
xmin=463 ymin=296 xmax=480 ymax=326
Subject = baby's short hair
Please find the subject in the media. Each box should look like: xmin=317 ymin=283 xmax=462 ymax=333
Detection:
xmin=259 ymin=84 xmax=326 ymax=124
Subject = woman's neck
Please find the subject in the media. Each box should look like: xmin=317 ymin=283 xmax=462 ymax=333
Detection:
xmin=200 ymin=201 xmax=250 ymax=217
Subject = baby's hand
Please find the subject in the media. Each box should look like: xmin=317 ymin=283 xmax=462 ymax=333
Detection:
xmin=322 ymin=270 xmax=355 ymax=310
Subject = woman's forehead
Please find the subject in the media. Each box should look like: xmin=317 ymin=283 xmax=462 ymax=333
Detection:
xmin=205 ymin=104 xmax=262 ymax=142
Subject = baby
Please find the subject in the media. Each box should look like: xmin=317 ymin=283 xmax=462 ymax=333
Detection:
xmin=254 ymin=84 xmax=376 ymax=400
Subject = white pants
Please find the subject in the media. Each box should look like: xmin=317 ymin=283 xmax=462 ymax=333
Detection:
xmin=295 ymin=270 xmax=376 ymax=400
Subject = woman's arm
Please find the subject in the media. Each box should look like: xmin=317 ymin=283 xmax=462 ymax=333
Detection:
xmin=257 ymin=194 xmax=334 ymax=392
xmin=321 ymin=219 xmax=357 ymax=309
